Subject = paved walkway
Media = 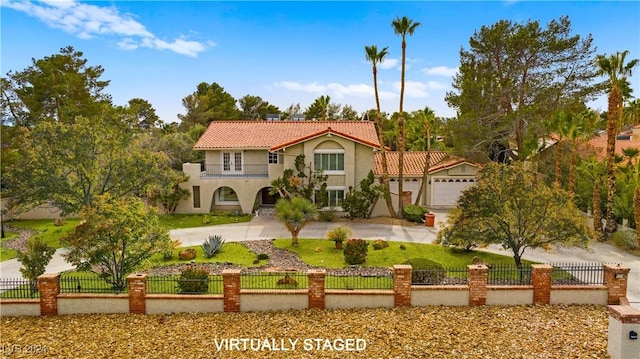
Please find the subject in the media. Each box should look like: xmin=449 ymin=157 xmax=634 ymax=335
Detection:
xmin=1 ymin=208 xmax=638 ymax=308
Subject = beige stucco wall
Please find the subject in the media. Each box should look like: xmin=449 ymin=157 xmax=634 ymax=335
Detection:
xmin=0 ymin=301 xmax=41 ymax=316
xmin=486 ymin=287 xmax=533 ymax=305
xmin=240 ymin=291 xmax=308 ymax=312
xmin=325 ymin=291 xmax=394 ymax=309
xmin=57 ymin=295 xmax=129 ymax=315
xmin=550 ymin=287 xmax=608 ymax=305
xmin=146 ymin=295 xmax=224 ymax=314
xmin=608 ymin=314 xmax=640 ymax=359
xmin=177 ymin=135 xmax=377 ymax=215
xmin=0 ymin=198 xmax=68 ymax=220
xmin=411 ymin=286 xmax=469 ymax=306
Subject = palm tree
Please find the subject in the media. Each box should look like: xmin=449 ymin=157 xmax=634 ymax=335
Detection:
xmin=631 ymin=163 xmax=640 ymax=247
xmin=392 ymin=16 xmax=421 ymax=218
xmin=365 ymin=45 xmax=396 ymax=217
xmin=415 ymin=107 xmax=438 ymax=205
xmin=595 ymin=50 xmax=639 ymax=239
xmin=624 ymin=99 xmax=640 ymax=126
xmin=318 ymin=95 xmax=330 ymax=121
xmin=567 ymin=110 xmax=602 ymax=195
xmin=578 ymin=157 xmax=607 ymax=241
xmin=621 ymin=148 xmax=640 ymax=167
xmin=275 ymin=197 xmax=317 ymax=247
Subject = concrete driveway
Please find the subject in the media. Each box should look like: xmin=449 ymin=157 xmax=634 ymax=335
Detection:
xmin=2 ymin=208 xmax=638 ymax=308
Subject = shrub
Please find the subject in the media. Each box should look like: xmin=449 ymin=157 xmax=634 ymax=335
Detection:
xmin=327 ymin=226 xmax=352 ymax=249
xmin=202 ymin=214 xmax=211 ymax=224
xmin=343 ymin=238 xmax=368 ymax=265
xmin=178 ymin=248 xmax=196 ymax=260
xmin=54 ymin=218 xmax=67 ymax=226
xmin=399 ymin=244 xmax=406 ymax=250
xmin=257 ymin=253 xmax=269 ymax=261
xmin=403 ymin=205 xmax=428 ymax=223
xmin=612 ymin=230 xmax=638 ymax=250
xmin=372 ymin=239 xmax=389 ymax=250
xmin=403 ymin=258 xmax=446 ymax=285
xmin=318 ymin=209 xmax=336 ymax=222
xmin=202 ymin=235 xmax=225 ymax=258
xmin=277 ymin=274 xmax=299 ymax=287
xmin=17 ymin=237 xmax=56 ymax=294
xmin=177 ymin=265 xmax=209 ymax=293
xmin=162 ymin=239 xmax=182 ymax=260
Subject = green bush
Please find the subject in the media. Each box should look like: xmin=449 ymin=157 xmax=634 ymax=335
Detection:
xmin=403 ymin=258 xmax=446 ymax=285
xmin=257 ymin=253 xmax=269 ymax=261
xmin=177 ymin=265 xmax=209 ymax=293
xmin=318 ymin=209 xmax=336 ymax=222
xmin=372 ymin=239 xmax=389 ymax=250
xmin=403 ymin=205 xmax=428 ymax=223
xmin=343 ymin=238 xmax=368 ymax=265
xmin=612 ymin=230 xmax=638 ymax=250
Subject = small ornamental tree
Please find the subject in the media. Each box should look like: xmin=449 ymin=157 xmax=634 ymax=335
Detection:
xmin=62 ymin=194 xmax=171 ymax=290
xmin=17 ymin=236 xmax=56 ymax=295
xmin=275 ymin=197 xmax=317 ymax=247
xmin=343 ymin=238 xmax=369 ymax=265
xmin=439 ymin=162 xmax=592 ymax=268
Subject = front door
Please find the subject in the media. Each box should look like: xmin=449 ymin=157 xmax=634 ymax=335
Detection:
xmin=222 ymin=152 xmax=243 ymax=175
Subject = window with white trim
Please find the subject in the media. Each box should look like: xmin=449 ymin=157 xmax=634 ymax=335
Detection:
xmin=313 ymin=150 xmax=345 ymax=173
xmin=268 ymin=152 xmax=282 ymax=164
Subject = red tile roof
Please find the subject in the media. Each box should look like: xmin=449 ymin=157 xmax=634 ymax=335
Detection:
xmin=375 ymin=151 xmax=476 ymax=177
xmin=581 ymin=129 xmax=640 ymax=161
xmin=193 ymin=121 xmax=381 ymax=150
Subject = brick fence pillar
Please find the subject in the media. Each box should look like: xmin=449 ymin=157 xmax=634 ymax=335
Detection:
xmin=308 ymin=269 xmax=326 ymax=310
xmin=467 ymin=265 xmax=488 ymax=306
xmin=37 ymin=273 xmax=60 ymax=316
xmin=393 ymin=265 xmax=412 ymax=307
xmin=222 ymin=269 xmax=241 ymax=312
xmin=607 ymin=305 xmax=640 ymax=359
xmin=127 ymin=273 xmax=147 ymax=314
xmin=603 ymin=264 xmax=631 ymax=305
xmin=532 ymin=264 xmax=553 ymax=305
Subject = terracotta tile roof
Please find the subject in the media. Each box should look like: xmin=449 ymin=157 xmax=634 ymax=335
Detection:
xmin=375 ymin=151 xmax=476 ymax=177
xmin=581 ymin=129 xmax=640 ymax=161
xmin=193 ymin=121 xmax=381 ymax=150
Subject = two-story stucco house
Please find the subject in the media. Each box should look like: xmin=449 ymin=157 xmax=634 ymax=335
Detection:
xmin=176 ymin=121 xmax=381 ymax=215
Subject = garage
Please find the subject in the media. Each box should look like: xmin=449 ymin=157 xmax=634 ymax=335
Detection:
xmin=431 ymin=178 xmax=475 ymax=206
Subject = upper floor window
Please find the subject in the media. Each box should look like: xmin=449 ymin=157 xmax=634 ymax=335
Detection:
xmin=314 ymin=150 xmax=345 ymax=173
xmin=268 ymin=152 xmax=282 ymax=164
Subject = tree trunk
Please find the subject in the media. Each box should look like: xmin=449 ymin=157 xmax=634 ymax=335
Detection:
xmin=604 ymin=85 xmax=621 ymax=239
xmin=291 ymin=230 xmax=299 ymax=247
xmin=635 ymin=187 xmax=640 ymax=248
xmin=554 ymin=140 xmax=563 ymax=188
xmin=397 ymin=39 xmax=406 ymax=218
xmin=568 ymin=143 xmax=577 ymax=196
xmin=415 ymin=125 xmax=431 ymax=206
xmin=372 ymin=66 xmax=396 ymax=218
xmin=593 ymin=181 xmax=604 ymax=241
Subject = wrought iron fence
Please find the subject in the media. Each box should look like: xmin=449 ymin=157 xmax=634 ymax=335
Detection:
xmin=326 ymin=274 xmax=394 ymax=290
xmin=241 ymin=272 xmax=308 ymax=289
xmin=412 ymin=266 xmax=468 ymax=285
xmin=59 ymin=273 xmax=127 ymax=294
xmin=551 ymin=263 xmax=604 ymax=285
xmin=147 ymin=275 xmax=223 ymax=294
xmin=487 ymin=264 xmax=532 ymax=285
xmin=0 ymin=278 xmax=39 ymax=299
xmin=202 ymin=164 xmax=269 ymax=178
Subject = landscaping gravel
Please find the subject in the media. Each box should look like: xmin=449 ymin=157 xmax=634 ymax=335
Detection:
xmin=0 ymin=305 xmax=609 ymax=358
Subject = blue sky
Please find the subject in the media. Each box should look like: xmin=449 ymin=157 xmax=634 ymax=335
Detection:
xmin=2 ymin=1 xmax=639 ymax=123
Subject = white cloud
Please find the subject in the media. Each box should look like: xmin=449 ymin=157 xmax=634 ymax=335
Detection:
xmin=378 ymin=58 xmax=399 ymax=70
xmin=393 ymin=81 xmax=429 ymax=98
xmin=422 ymin=66 xmax=458 ymax=77
xmin=1 ymin=0 xmax=209 ymax=57
xmin=274 ymin=81 xmax=327 ymax=93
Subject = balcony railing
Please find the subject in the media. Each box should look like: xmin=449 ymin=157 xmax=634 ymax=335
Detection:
xmin=201 ymin=163 xmax=269 ymax=178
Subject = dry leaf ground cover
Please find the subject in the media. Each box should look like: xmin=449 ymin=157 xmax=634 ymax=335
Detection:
xmin=1 ymin=305 xmax=608 ymax=358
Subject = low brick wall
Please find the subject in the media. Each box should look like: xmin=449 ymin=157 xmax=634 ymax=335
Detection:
xmin=0 ymin=264 xmax=631 ymax=317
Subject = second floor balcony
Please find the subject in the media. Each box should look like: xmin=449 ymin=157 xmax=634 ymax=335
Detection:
xmin=201 ymin=163 xmax=269 ymax=178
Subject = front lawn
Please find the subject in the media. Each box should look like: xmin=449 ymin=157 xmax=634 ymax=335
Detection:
xmin=158 ymin=212 xmax=252 ymax=229
xmin=147 ymin=243 xmax=262 ymax=268
xmin=0 ymin=231 xmax=19 ymax=261
xmin=273 ymin=238 xmax=527 ymax=268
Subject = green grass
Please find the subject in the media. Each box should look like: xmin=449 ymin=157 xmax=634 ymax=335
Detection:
xmin=147 ymin=243 xmax=263 ymax=268
xmin=0 ymin=231 xmax=19 ymax=261
xmin=158 ymin=212 xmax=252 ymax=229
xmin=5 ymin=219 xmax=81 ymax=249
xmin=273 ymin=238 xmax=528 ymax=268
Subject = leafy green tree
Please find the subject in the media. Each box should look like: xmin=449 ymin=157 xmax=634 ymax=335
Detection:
xmin=304 ymin=95 xmax=332 ymax=121
xmin=127 ymin=98 xmax=161 ymax=129
xmin=445 ymin=16 xmax=599 ymax=162
xmin=177 ymin=82 xmax=241 ymax=129
xmin=62 ymin=194 xmax=170 ymax=290
xmin=365 ymin=44 xmax=395 ymax=217
xmin=439 ymin=162 xmax=592 ymax=268
xmin=238 ymin=95 xmax=279 ymax=120
xmin=275 ymin=197 xmax=317 ymax=247
xmin=17 ymin=237 xmax=56 ymax=296
xmin=339 ymin=105 xmax=359 ymax=121
xmin=4 ymin=106 xmax=168 ymax=215
xmin=1 ymin=46 xmax=110 ymax=127
xmin=281 ymin=103 xmax=302 ymax=120
xmin=341 ymin=170 xmax=381 ymax=218
xmin=392 ymin=16 xmax=421 ymax=218
xmin=595 ymin=50 xmax=639 ymax=239
xmin=269 ymin=154 xmax=327 ymax=205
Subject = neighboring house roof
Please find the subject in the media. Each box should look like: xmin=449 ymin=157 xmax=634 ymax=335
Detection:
xmin=193 ymin=121 xmax=381 ymax=150
xmin=375 ymin=151 xmax=477 ymax=177
xmin=581 ymin=127 xmax=640 ymax=161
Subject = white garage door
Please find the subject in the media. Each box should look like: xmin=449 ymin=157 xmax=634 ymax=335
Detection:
xmin=431 ymin=178 xmax=475 ymax=206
